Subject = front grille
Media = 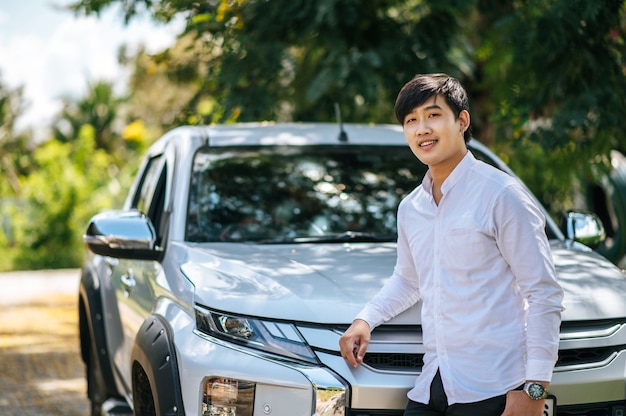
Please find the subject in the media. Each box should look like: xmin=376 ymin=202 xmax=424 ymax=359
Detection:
xmin=358 ymin=344 xmax=626 ymax=372
xmin=557 ymin=345 xmax=626 ymax=366
xmin=327 ymin=320 xmax=626 ymax=372
xmin=363 ymin=352 xmax=423 ymax=370
xmin=556 ymin=400 xmax=626 ymax=416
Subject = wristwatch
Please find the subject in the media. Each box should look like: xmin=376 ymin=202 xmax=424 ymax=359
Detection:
xmin=523 ymin=382 xmax=549 ymax=400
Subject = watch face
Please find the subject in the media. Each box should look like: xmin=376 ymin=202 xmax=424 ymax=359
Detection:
xmin=527 ymin=382 xmax=545 ymax=399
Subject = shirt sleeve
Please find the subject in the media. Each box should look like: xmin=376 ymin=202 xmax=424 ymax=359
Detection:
xmin=493 ymin=184 xmax=565 ymax=382
xmin=355 ymin=198 xmax=421 ymax=330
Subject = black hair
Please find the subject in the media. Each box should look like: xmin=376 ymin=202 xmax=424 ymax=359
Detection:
xmin=394 ymin=73 xmax=472 ymax=143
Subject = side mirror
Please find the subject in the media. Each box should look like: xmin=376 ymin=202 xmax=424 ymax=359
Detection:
xmin=564 ymin=211 xmax=606 ymax=249
xmin=83 ymin=210 xmax=163 ymax=260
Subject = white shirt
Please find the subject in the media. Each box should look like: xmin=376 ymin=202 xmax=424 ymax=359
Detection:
xmin=356 ymin=151 xmax=564 ymax=405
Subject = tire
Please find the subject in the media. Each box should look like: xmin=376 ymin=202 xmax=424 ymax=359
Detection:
xmin=131 ymin=315 xmax=185 ymax=415
xmin=87 ymin=335 xmax=107 ymax=416
xmin=133 ymin=363 xmax=157 ymax=416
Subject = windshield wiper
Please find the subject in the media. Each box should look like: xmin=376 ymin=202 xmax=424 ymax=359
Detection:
xmin=291 ymin=231 xmax=396 ymax=244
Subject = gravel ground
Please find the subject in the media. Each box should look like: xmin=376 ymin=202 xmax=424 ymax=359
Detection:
xmin=0 ymin=269 xmax=90 ymax=415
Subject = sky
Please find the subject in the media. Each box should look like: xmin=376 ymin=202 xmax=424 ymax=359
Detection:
xmin=0 ymin=0 xmax=184 ymax=139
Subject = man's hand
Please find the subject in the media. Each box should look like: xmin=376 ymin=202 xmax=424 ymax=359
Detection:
xmin=501 ymin=389 xmax=547 ymax=416
xmin=339 ymin=319 xmax=371 ymax=368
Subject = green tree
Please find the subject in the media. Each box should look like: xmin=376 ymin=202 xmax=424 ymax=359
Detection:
xmin=0 ymin=76 xmax=35 ymax=270
xmin=0 ymin=81 xmax=33 ymax=196
xmin=52 ymin=80 xmax=126 ymax=156
xmin=10 ymin=125 xmax=127 ymax=270
xmin=480 ymin=0 xmax=626 ymax=214
xmin=67 ymin=0 xmax=626 ymax=217
xmin=69 ymin=0 xmax=474 ymax=124
xmin=120 ymin=39 xmax=200 ymax=135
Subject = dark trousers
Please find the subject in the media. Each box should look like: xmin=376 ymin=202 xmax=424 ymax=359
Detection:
xmin=404 ymin=371 xmax=508 ymax=416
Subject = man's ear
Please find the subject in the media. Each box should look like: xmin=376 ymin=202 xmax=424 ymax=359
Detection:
xmin=458 ymin=110 xmax=470 ymax=132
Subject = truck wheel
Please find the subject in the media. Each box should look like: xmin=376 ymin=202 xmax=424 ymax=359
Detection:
xmin=87 ymin=336 xmax=107 ymax=416
xmin=133 ymin=364 xmax=157 ymax=416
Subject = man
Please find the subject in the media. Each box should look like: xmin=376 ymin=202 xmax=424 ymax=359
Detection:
xmin=339 ymin=74 xmax=564 ymax=416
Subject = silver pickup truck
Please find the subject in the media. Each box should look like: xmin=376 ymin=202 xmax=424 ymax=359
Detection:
xmin=80 ymin=122 xmax=626 ymax=416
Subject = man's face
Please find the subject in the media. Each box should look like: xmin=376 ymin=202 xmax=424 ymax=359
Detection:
xmin=402 ymin=94 xmax=469 ymax=170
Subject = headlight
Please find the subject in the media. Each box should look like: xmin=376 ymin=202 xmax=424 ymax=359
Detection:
xmin=195 ymin=306 xmax=319 ymax=364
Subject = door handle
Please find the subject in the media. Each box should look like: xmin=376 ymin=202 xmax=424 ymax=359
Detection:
xmin=121 ymin=269 xmax=136 ymax=296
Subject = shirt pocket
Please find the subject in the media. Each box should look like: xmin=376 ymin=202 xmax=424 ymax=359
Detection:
xmin=441 ymin=222 xmax=497 ymax=271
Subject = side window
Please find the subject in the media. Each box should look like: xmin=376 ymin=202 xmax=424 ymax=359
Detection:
xmin=131 ymin=155 xmax=167 ymax=242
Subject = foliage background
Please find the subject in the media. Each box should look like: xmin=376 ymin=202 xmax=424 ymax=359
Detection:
xmin=0 ymin=0 xmax=625 ymax=270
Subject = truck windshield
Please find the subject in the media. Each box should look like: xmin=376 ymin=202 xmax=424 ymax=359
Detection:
xmin=186 ymin=145 xmax=425 ymax=243
xmin=186 ymin=144 xmax=558 ymax=243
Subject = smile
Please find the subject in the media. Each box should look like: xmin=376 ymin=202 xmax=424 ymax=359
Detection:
xmin=419 ymin=140 xmax=437 ymax=147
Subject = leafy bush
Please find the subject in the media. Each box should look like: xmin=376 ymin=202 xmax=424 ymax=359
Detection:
xmin=7 ymin=125 xmax=136 ymax=270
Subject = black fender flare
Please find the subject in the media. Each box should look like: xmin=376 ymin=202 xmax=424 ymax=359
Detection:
xmin=131 ymin=314 xmax=185 ymax=416
xmin=78 ymin=265 xmax=119 ymax=398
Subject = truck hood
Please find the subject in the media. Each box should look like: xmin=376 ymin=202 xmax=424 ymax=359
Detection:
xmin=551 ymin=241 xmax=626 ymax=320
xmin=181 ymin=240 xmax=626 ymax=324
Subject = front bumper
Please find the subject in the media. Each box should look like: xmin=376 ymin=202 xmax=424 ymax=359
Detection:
xmin=174 ymin=327 xmax=348 ymax=415
xmin=167 ymin=301 xmax=626 ymax=416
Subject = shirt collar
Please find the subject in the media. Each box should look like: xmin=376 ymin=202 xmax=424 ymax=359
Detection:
xmin=421 ymin=150 xmax=475 ymax=196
